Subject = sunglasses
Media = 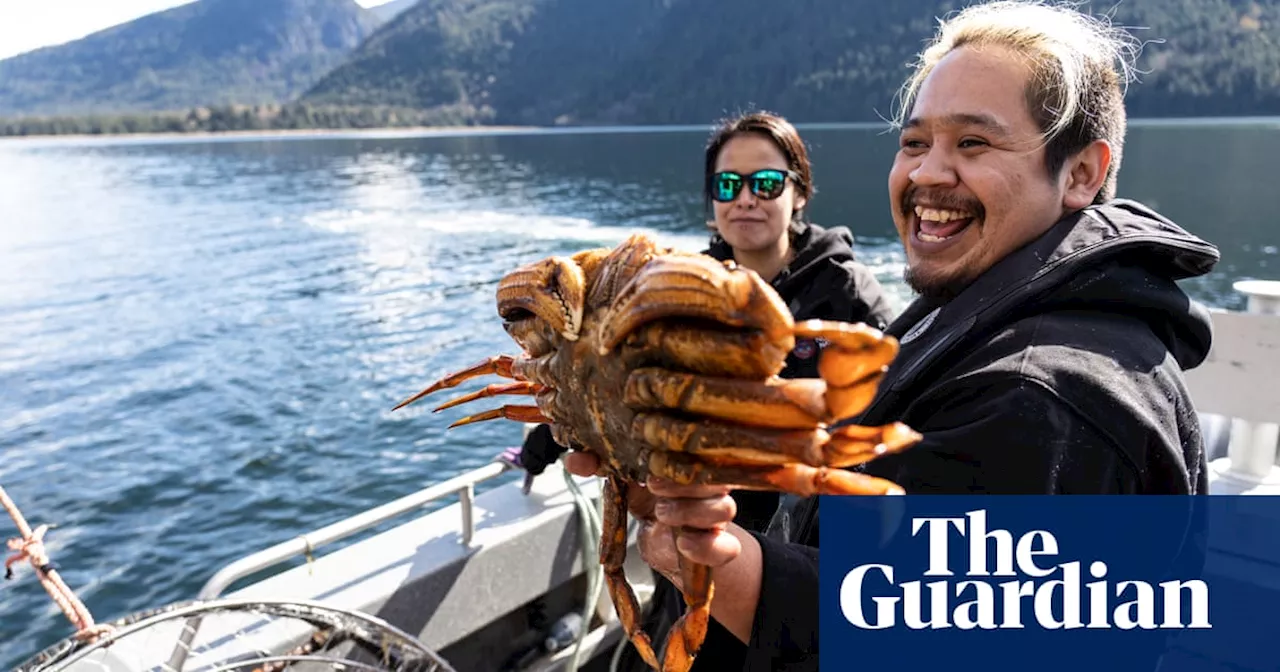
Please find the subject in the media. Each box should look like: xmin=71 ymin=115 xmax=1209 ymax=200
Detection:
xmin=710 ymin=169 xmax=799 ymax=202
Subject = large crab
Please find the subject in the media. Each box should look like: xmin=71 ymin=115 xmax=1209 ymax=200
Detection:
xmin=393 ymin=233 xmax=920 ymax=672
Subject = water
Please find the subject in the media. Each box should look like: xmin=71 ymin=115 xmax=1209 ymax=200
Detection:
xmin=0 ymin=122 xmax=1276 ymax=663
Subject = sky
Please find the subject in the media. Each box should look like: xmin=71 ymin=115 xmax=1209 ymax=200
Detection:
xmin=0 ymin=0 xmax=396 ymax=61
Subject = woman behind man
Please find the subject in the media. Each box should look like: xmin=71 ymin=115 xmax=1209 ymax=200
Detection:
xmin=615 ymin=110 xmax=894 ymax=671
xmin=701 ymin=110 xmax=894 ymax=530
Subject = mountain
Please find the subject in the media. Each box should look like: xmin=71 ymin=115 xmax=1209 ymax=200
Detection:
xmin=301 ymin=0 xmax=1280 ymax=125
xmin=301 ymin=0 xmax=546 ymax=123
xmin=6 ymin=0 xmax=1279 ymax=132
xmin=368 ymin=0 xmax=419 ymax=22
xmin=0 ymin=0 xmax=383 ymax=118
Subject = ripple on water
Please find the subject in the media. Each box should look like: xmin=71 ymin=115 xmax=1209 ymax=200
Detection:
xmin=4 ymin=128 xmax=1262 ymax=667
xmin=0 ymin=161 xmax=769 ymax=664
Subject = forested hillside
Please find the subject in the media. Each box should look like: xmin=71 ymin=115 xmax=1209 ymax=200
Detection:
xmin=4 ymin=0 xmax=1279 ymax=135
xmin=304 ymin=0 xmax=1280 ymax=124
xmin=0 ymin=0 xmax=383 ymax=117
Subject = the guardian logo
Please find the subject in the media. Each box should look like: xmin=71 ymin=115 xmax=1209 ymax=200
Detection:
xmin=840 ymin=509 xmax=1211 ymax=631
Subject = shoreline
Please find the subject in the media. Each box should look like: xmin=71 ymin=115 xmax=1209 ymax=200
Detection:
xmin=0 ymin=124 xmax=545 ymax=143
xmin=5 ymin=114 xmax=1280 ymax=145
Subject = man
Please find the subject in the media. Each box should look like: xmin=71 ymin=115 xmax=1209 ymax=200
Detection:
xmin=566 ymin=1 xmax=1219 ymax=669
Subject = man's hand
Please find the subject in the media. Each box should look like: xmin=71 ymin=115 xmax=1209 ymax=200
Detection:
xmin=563 ymin=450 xmax=605 ymax=478
xmin=562 ymin=451 xmax=744 ymax=589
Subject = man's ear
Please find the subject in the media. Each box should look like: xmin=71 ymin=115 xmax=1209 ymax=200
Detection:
xmin=1062 ymin=139 xmax=1111 ymax=209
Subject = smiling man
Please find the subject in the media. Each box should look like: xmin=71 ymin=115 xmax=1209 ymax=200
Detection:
xmin=839 ymin=0 xmax=1223 ymax=497
xmin=566 ymin=1 xmax=1222 ymax=670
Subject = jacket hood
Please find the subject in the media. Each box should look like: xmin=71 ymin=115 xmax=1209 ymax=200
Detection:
xmin=1034 ymin=200 xmax=1219 ymax=369
xmin=888 ymin=198 xmax=1221 ymax=376
xmin=705 ymin=221 xmax=859 ymax=294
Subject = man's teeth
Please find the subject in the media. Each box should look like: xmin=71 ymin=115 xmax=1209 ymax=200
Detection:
xmin=913 ymin=205 xmax=974 ymax=242
xmin=913 ymin=206 xmax=971 ymax=223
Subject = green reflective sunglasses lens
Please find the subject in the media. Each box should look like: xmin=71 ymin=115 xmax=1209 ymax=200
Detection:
xmin=714 ymin=173 xmax=742 ymax=202
xmin=750 ymin=171 xmax=786 ymax=198
xmin=712 ymin=170 xmax=790 ymax=202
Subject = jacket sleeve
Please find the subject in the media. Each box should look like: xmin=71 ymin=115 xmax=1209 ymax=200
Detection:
xmin=688 ymin=533 xmax=820 ymax=672
xmin=744 ymin=533 xmax=820 ymax=671
xmin=868 ymin=375 xmax=1136 ymax=494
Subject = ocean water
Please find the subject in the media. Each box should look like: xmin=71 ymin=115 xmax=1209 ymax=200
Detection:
xmin=0 ymin=123 xmax=1274 ymax=664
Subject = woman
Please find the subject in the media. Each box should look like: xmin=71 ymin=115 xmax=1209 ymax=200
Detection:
xmin=615 ymin=111 xmax=895 ymax=672
xmin=701 ymin=110 xmax=895 ymax=530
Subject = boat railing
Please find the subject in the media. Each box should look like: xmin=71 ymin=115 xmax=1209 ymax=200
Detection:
xmin=196 ymin=460 xmax=511 ymax=600
xmin=1187 ymin=279 xmax=1280 ymax=494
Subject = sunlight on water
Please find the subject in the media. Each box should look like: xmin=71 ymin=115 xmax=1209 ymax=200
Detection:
xmin=0 ymin=125 xmax=1270 ymax=666
xmin=303 ymin=207 xmax=710 ymax=250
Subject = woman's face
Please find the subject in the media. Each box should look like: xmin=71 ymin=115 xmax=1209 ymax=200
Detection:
xmin=710 ymin=134 xmax=806 ymax=253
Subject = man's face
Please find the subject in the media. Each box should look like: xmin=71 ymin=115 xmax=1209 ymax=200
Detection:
xmin=888 ymin=45 xmax=1074 ymax=300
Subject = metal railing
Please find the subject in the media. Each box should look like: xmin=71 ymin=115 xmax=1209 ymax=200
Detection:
xmin=198 ymin=460 xmax=512 ymax=600
xmin=1208 ymin=279 xmax=1280 ymax=494
xmin=166 ymin=461 xmax=516 ymax=672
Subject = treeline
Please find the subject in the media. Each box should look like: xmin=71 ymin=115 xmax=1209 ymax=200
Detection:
xmin=4 ymin=0 xmax=1280 ymax=135
xmin=0 ymin=0 xmax=383 ymax=119
xmin=304 ymin=0 xmax=1280 ymax=125
xmin=0 ymin=103 xmax=489 ymax=138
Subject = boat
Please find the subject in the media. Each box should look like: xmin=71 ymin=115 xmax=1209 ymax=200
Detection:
xmin=12 ymin=280 xmax=1280 ymax=672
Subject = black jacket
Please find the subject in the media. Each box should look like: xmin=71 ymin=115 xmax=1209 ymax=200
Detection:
xmin=691 ymin=199 xmax=1220 ymax=671
xmin=705 ymin=220 xmax=895 ymax=378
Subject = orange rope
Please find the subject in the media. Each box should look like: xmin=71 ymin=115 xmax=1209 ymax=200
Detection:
xmin=1 ymin=485 xmax=113 ymax=644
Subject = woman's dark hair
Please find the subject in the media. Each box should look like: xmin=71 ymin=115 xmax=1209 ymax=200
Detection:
xmin=703 ymin=110 xmax=815 ymax=226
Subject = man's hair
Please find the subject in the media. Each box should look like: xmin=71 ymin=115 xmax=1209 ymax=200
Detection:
xmin=891 ymin=0 xmax=1143 ymax=203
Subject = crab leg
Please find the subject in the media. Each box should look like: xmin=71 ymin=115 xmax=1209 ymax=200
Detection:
xmin=449 ymin=405 xmax=550 ymax=428
xmin=597 ymin=255 xmax=795 ymax=355
xmin=792 ymin=319 xmax=901 ymax=419
xmin=618 ymin=320 xmax=898 ymax=429
xmin=392 ymin=355 xmax=520 ymax=411
xmin=825 ymin=422 xmax=923 ymax=467
xmin=432 ymin=381 xmax=545 ymax=413
xmin=622 ymin=323 xmax=791 ymax=380
xmin=625 ymin=369 xmax=831 ymax=429
xmin=601 ymin=476 xmax=661 ymax=670
xmin=663 ymin=555 xmax=712 ymax=672
xmin=631 ymin=413 xmax=918 ymax=468
xmin=624 ymin=355 xmax=896 ymax=430
xmin=623 ymin=360 xmax=893 ymax=430
xmin=649 ymin=451 xmax=908 ymax=496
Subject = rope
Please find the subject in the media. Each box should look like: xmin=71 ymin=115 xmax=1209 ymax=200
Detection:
xmin=1 ymin=485 xmax=113 ymax=644
xmin=562 ymin=467 xmax=605 ymax=672
xmin=561 ymin=468 xmax=649 ymax=672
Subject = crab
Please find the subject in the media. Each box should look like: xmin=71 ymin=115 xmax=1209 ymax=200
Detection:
xmin=393 ymin=233 xmax=921 ymax=672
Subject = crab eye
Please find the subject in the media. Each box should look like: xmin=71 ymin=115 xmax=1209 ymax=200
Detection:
xmin=500 ymin=307 xmax=536 ymax=323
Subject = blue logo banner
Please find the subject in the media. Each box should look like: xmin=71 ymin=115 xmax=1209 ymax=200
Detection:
xmin=818 ymin=495 xmax=1280 ymax=672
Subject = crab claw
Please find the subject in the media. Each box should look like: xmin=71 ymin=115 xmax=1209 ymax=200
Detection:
xmin=497 ymin=256 xmax=586 ymax=343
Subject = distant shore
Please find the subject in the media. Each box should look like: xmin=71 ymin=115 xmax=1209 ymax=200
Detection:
xmin=6 ymin=114 xmax=1280 ymax=144
xmin=0 ymin=124 xmax=544 ymax=142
